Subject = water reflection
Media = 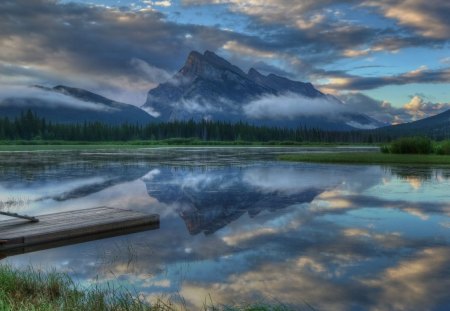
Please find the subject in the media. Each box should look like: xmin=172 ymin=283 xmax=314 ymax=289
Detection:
xmin=0 ymin=148 xmax=449 ymax=310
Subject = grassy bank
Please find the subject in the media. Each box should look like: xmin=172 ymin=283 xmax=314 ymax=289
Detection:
xmin=280 ymin=138 xmax=450 ymax=165
xmin=279 ymin=152 xmax=450 ymax=165
xmin=0 ymin=139 xmax=371 ymax=152
xmin=381 ymin=137 xmax=450 ymax=155
xmin=0 ymin=265 xmax=291 ymax=311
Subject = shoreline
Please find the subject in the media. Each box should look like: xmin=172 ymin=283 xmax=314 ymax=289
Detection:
xmin=279 ymin=152 xmax=450 ymax=165
xmin=0 ymin=143 xmax=378 ymax=152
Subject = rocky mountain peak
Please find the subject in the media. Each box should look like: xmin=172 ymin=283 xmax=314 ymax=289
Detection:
xmin=248 ymin=68 xmax=263 ymax=78
xmin=179 ymin=50 xmax=247 ymax=80
xmin=142 ymin=50 xmax=383 ymax=130
xmin=247 ymin=67 xmax=267 ymax=84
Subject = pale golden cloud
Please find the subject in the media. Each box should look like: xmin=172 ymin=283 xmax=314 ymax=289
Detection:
xmin=222 ymin=227 xmax=278 ymax=246
xmin=363 ymin=247 xmax=450 ymax=310
xmin=402 ymin=95 xmax=450 ymax=121
xmin=364 ymin=0 xmax=450 ymax=39
xmin=222 ymin=41 xmax=277 ymax=58
xmin=178 ymin=259 xmax=353 ymax=311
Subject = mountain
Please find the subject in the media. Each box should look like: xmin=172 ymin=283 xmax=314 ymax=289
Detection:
xmin=0 ymin=85 xmax=154 ymax=125
xmin=375 ymin=108 xmax=450 ymax=139
xmin=143 ymin=51 xmax=384 ymax=130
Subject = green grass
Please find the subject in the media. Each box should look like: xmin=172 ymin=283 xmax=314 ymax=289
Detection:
xmin=0 ymin=144 xmax=148 ymax=152
xmin=0 ymin=265 xmax=294 ymax=311
xmin=279 ymin=152 xmax=450 ymax=165
xmin=0 ymin=139 xmax=370 ymax=152
xmin=0 ymin=265 xmax=148 ymax=311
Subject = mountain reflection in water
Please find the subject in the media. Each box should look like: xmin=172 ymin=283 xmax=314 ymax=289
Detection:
xmin=0 ymin=148 xmax=449 ymax=311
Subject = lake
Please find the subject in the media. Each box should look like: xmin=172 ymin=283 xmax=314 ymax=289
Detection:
xmin=1 ymin=147 xmax=449 ymax=311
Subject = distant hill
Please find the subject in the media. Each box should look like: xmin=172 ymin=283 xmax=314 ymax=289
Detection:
xmin=375 ymin=109 xmax=450 ymax=139
xmin=0 ymin=85 xmax=155 ymax=125
xmin=143 ymin=50 xmax=384 ymax=131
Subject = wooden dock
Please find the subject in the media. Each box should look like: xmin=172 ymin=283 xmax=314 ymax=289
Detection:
xmin=0 ymin=207 xmax=159 ymax=257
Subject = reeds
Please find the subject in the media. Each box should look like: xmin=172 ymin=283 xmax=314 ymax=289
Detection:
xmin=0 ymin=265 xmax=295 ymax=311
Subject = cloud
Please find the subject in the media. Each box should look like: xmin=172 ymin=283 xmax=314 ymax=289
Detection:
xmin=184 ymin=0 xmax=450 ymax=43
xmin=222 ymin=41 xmax=277 ymax=59
xmin=143 ymin=0 xmax=172 ymax=7
xmin=322 ymin=66 xmax=450 ymax=91
xmin=0 ymin=85 xmax=117 ymax=111
xmin=339 ymin=93 xmax=450 ymax=124
xmin=403 ymin=95 xmax=450 ymax=119
xmin=243 ymin=92 xmax=347 ymax=119
xmin=242 ymin=166 xmax=354 ymax=194
xmin=0 ymin=0 xmax=270 ymax=105
xmin=141 ymin=106 xmax=161 ymax=117
xmin=130 ymin=58 xmax=173 ymax=84
xmin=364 ymin=0 xmax=450 ymax=39
xmin=1 ymin=0 xmax=448 ymax=111
xmin=169 ymin=96 xmax=236 ymax=116
xmin=362 ymin=247 xmax=450 ymax=310
xmin=176 ymin=98 xmax=220 ymax=114
xmin=183 ymin=0 xmax=358 ymax=30
xmin=184 ymin=0 xmax=446 ymax=62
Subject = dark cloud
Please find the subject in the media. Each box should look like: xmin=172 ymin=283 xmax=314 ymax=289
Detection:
xmin=323 ymin=67 xmax=450 ymax=91
xmin=184 ymin=0 xmax=448 ymax=59
xmin=0 ymin=0 xmax=270 ymax=104
xmin=0 ymin=0 xmax=449 ymax=108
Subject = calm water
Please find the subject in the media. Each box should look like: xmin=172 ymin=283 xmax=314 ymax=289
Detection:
xmin=1 ymin=147 xmax=450 ymax=311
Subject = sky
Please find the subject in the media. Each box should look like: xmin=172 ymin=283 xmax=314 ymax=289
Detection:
xmin=1 ymin=0 xmax=449 ymax=124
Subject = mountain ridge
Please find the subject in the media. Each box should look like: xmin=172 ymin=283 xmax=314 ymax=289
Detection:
xmin=143 ymin=50 xmax=384 ymax=130
xmin=376 ymin=108 xmax=450 ymax=139
xmin=0 ymin=85 xmax=155 ymax=125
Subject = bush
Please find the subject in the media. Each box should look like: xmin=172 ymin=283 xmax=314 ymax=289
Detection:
xmin=387 ymin=137 xmax=433 ymax=154
xmin=380 ymin=145 xmax=390 ymax=153
xmin=435 ymin=140 xmax=450 ymax=155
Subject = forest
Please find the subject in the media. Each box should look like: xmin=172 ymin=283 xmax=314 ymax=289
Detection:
xmin=0 ymin=110 xmax=439 ymax=143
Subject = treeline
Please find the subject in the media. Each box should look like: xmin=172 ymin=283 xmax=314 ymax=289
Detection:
xmin=0 ymin=110 xmax=404 ymax=143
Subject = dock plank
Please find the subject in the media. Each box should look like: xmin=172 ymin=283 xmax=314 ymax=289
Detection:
xmin=0 ymin=207 xmax=159 ymax=253
xmin=0 ymin=209 xmax=146 ymax=236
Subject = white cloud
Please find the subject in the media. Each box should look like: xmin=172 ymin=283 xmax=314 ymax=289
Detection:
xmin=175 ymin=98 xmax=220 ymax=114
xmin=243 ymin=92 xmax=347 ymax=119
xmin=243 ymin=167 xmax=347 ymax=194
xmin=130 ymin=58 xmax=173 ymax=84
xmin=0 ymin=86 xmax=117 ymax=111
xmin=143 ymin=0 xmax=172 ymax=7
xmin=440 ymin=57 xmax=450 ymax=64
xmin=403 ymin=95 xmax=450 ymax=120
xmin=141 ymin=106 xmax=161 ymax=117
